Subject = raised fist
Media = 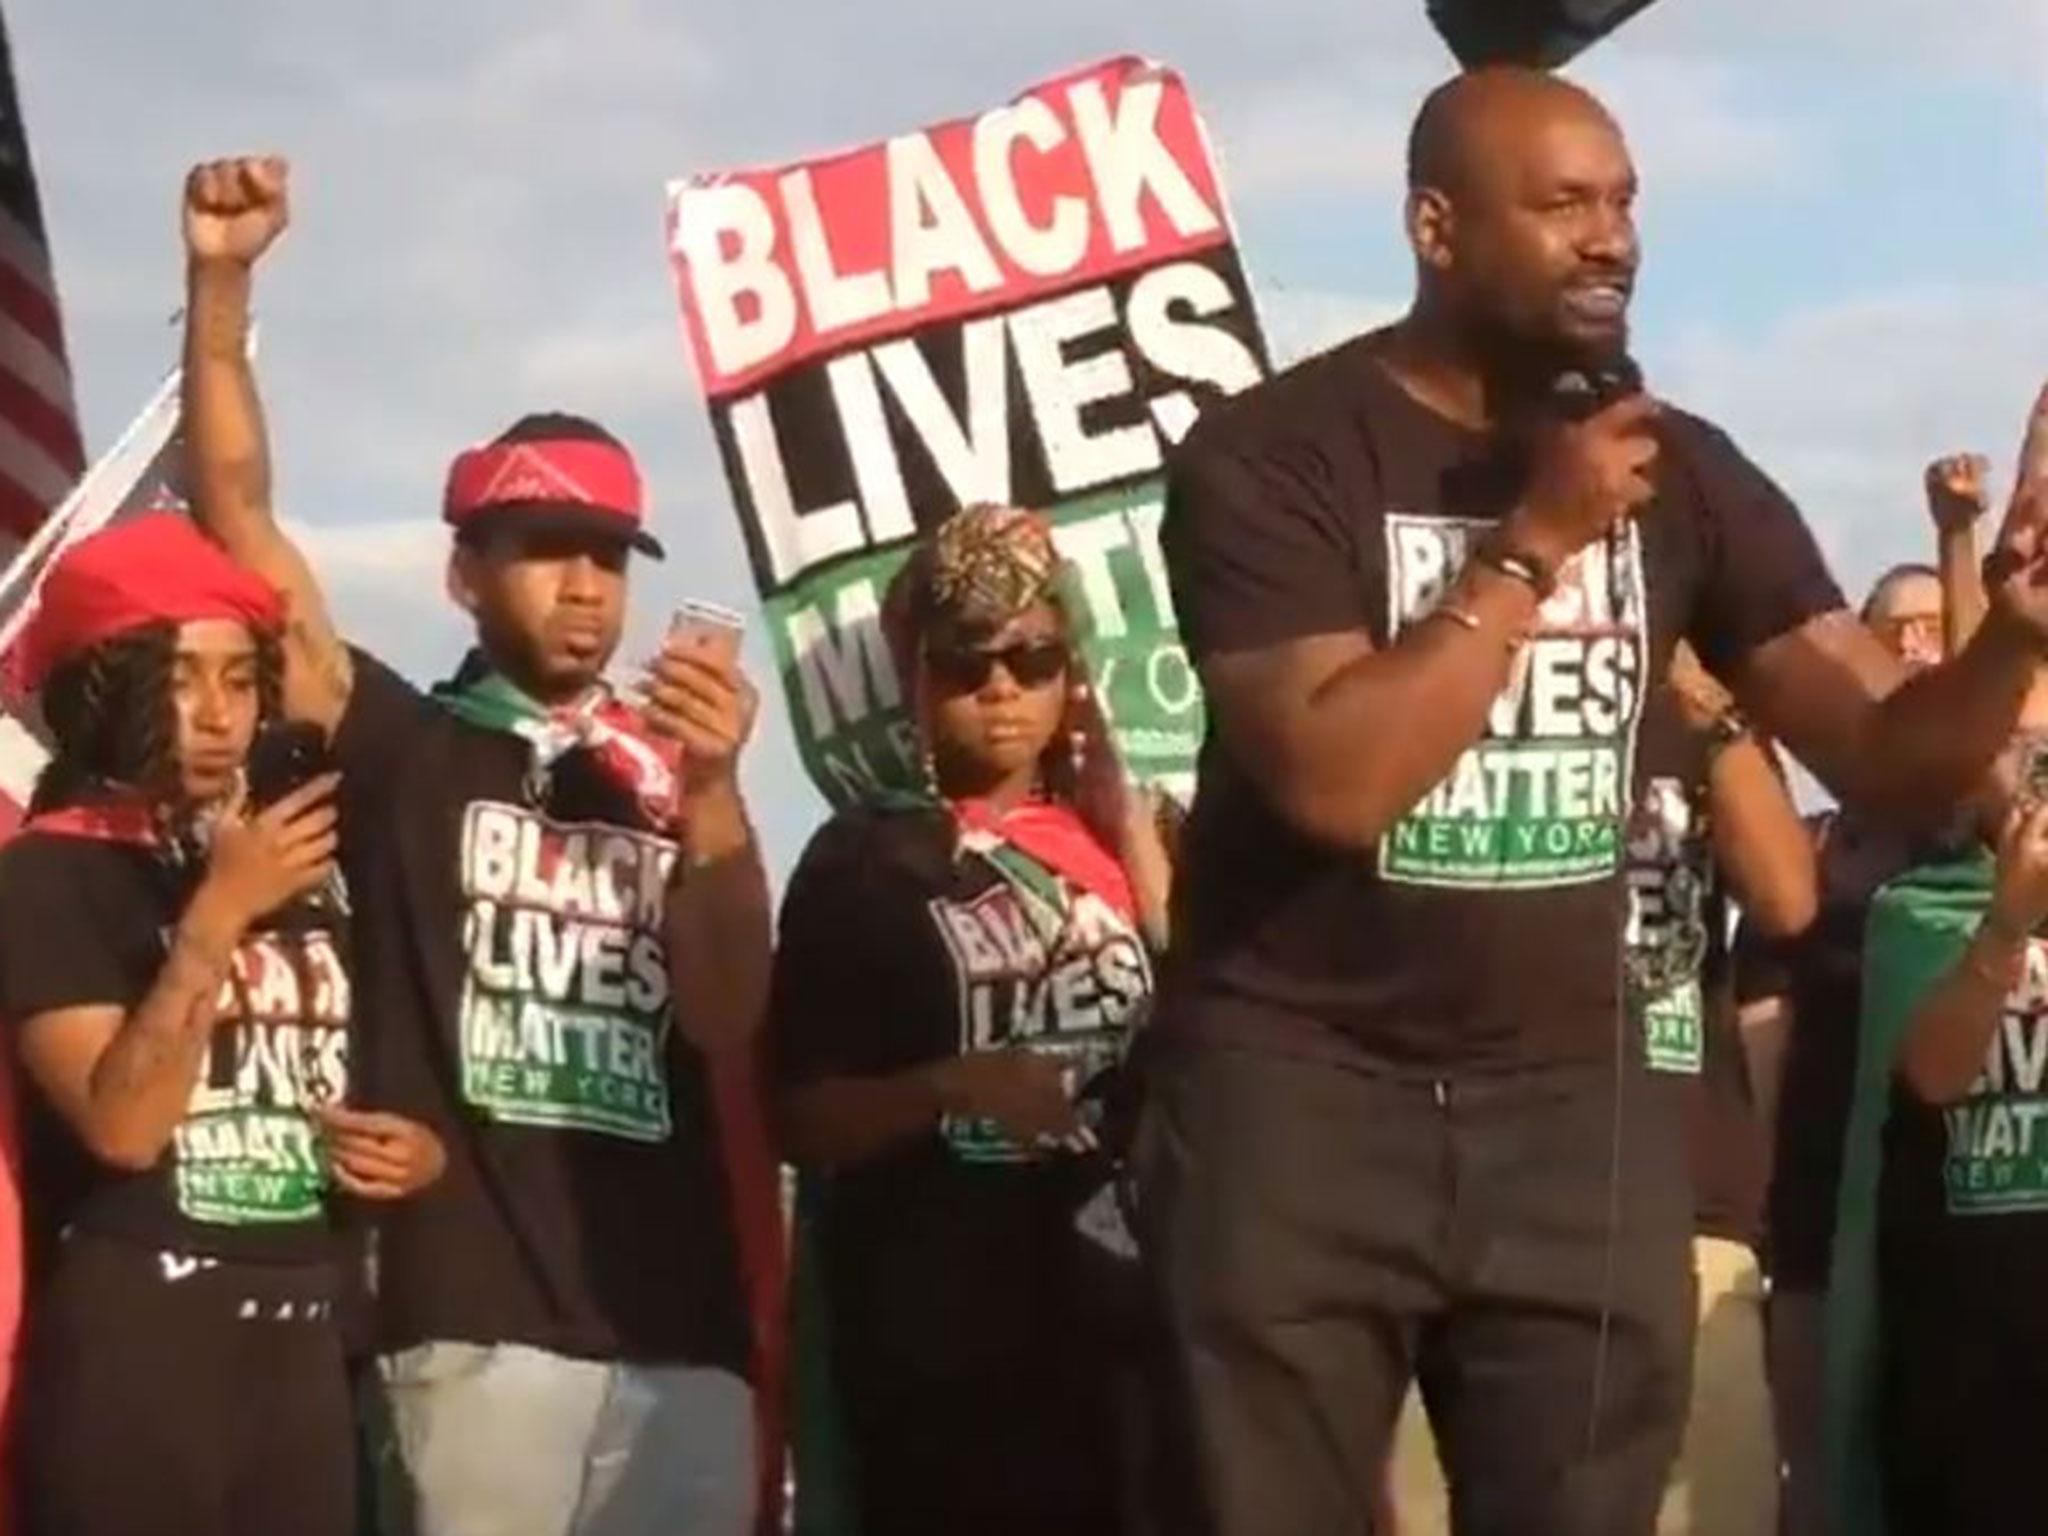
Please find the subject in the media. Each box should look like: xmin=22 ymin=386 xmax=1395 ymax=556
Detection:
xmin=1924 ymin=452 xmax=1990 ymax=534
xmin=183 ymin=156 xmax=289 ymax=267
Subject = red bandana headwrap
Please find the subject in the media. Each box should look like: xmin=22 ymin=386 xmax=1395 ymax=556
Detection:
xmin=12 ymin=514 xmax=285 ymax=693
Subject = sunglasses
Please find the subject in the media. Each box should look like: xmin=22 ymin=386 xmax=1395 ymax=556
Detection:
xmin=925 ymin=638 xmax=1070 ymax=692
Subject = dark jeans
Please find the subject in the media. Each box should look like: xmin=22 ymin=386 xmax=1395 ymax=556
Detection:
xmin=21 ymin=1230 xmax=354 ymax=1536
xmin=1134 ymin=1039 xmax=1695 ymax=1536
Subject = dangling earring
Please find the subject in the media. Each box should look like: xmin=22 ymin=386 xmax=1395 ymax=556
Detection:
xmin=1067 ymin=683 xmax=1091 ymax=788
xmin=920 ymin=739 xmax=940 ymax=798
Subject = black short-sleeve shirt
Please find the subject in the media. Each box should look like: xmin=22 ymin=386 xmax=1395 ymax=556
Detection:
xmin=0 ymin=833 xmax=350 ymax=1269
xmin=330 ymin=649 xmax=747 ymax=1369
xmin=771 ymin=807 xmax=1152 ymax=1384
xmin=1762 ymin=811 xmax=1953 ymax=1290
xmin=1160 ymin=334 xmax=1844 ymax=1067
xmin=1877 ymin=904 xmax=2048 ymax=1528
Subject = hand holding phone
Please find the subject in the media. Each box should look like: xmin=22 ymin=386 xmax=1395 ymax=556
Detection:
xmin=668 ymin=599 xmax=745 ymax=667
xmin=246 ymin=721 xmax=334 ymax=810
xmin=639 ymin=601 xmax=755 ymax=800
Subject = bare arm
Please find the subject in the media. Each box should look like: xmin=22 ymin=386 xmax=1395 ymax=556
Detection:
xmin=644 ymin=639 xmax=771 ymax=1054
xmin=18 ymin=777 xmax=341 ymax=1168
xmin=1708 ymin=734 xmax=1817 ymax=937
xmin=1736 ymin=994 xmax=1794 ymax=1144
xmin=1669 ymin=644 xmax=1817 ymax=936
xmin=1928 ymin=452 xmax=1992 ymax=656
xmin=1898 ymin=801 xmax=2048 ymax=1105
xmin=1183 ymin=392 xmax=1660 ymax=851
xmin=1736 ymin=606 xmax=2039 ymax=824
xmin=780 ymin=1052 xmax=1078 ymax=1170
xmin=182 ymin=157 xmax=352 ymax=731
xmin=18 ymin=899 xmax=240 ymax=1170
xmin=1895 ymin=922 xmax=2022 ymax=1106
xmin=664 ymin=798 xmax=772 ymax=1055
xmin=1742 ymin=387 xmax=2048 ymax=822
xmin=1202 ymin=566 xmax=1539 ymax=851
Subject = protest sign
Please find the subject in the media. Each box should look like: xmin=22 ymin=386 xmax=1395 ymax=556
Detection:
xmin=667 ymin=56 xmax=1269 ymax=803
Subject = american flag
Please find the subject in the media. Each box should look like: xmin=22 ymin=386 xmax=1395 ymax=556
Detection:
xmin=0 ymin=13 xmax=79 ymax=548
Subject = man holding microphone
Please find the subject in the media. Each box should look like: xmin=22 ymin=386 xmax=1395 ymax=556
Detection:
xmin=1144 ymin=65 xmax=2048 ymax=1536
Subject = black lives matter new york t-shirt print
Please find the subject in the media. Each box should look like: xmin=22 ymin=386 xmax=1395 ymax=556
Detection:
xmin=926 ymin=874 xmax=1151 ymax=1163
xmin=1942 ymin=937 xmax=2048 ymax=1215
xmin=1622 ymin=775 xmax=1712 ymax=1076
xmin=456 ymin=801 xmax=677 ymax=1143
xmin=179 ymin=927 xmax=350 ymax=1225
xmin=1380 ymin=517 xmax=1647 ymax=889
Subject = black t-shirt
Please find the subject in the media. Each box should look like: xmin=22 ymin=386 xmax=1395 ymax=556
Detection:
xmin=1624 ymin=702 xmax=1766 ymax=1247
xmin=1877 ymin=908 xmax=2048 ymax=1523
xmin=0 ymin=833 xmax=350 ymax=1269
xmin=332 ymin=650 xmax=747 ymax=1369
xmin=1759 ymin=811 xmax=1951 ymax=1290
xmin=1160 ymin=335 xmax=1843 ymax=1068
xmin=771 ymin=807 xmax=1153 ymax=1387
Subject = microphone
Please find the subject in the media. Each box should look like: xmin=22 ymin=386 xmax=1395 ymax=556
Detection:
xmin=1548 ymin=354 xmax=1648 ymax=626
xmin=1548 ymin=355 xmax=1644 ymax=424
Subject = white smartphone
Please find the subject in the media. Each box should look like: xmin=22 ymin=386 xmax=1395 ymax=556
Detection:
xmin=668 ymin=598 xmax=745 ymax=665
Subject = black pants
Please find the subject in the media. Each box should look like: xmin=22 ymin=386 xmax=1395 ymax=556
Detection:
xmin=1134 ymin=1040 xmax=1695 ymax=1536
xmin=843 ymin=1356 xmax=1143 ymax=1536
xmin=21 ymin=1230 xmax=355 ymax=1536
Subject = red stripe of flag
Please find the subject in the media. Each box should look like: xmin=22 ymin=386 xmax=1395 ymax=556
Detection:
xmin=0 ymin=371 xmax=79 ymax=477
xmin=0 ymin=465 xmax=49 ymax=541
xmin=0 ymin=255 xmax=65 ymax=365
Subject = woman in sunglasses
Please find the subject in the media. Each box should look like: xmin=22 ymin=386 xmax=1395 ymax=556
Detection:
xmin=0 ymin=516 xmax=445 ymax=1536
xmin=769 ymin=503 xmax=1172 ymax=1536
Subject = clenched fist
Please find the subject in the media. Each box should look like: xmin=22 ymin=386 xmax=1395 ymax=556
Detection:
xmin=1925 ymin=452 xmax=1990 ymax=535
xmin=184 ymin=156 xmax=289 ymax=268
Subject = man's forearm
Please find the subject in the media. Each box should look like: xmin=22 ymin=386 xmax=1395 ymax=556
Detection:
xmin=666 ymin=794 xmax=772 ymax=1054
xmin=1223 ymin=563 xmax=1542 ymax=850
xmin=183 ymin=258 xmax=280 ymax=553
xmin=1858 ymin=607 xmax=2040 ymax=816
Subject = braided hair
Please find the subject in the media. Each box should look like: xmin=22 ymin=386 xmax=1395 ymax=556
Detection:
xmin=28 ymin=619 xmax=285 ymax=821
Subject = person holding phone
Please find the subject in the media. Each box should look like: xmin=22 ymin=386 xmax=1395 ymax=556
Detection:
xmin=0 ymin=514 xmax=445 ymax=1536
xmin=769 ymin=503 xmax=1173 ymax=1536
xmin=1819 ymin=693 xmax=2048 ymax=1534
xmin=179 ymin=157 xmax=773 ymax=1535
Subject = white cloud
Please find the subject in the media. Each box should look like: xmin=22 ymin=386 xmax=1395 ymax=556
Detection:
xmin=1254 ymin=284 xmax=1405 ymax=369
xmin=1617 ymin=0 xmax=2046 ymax=84
xmin=1651 ymin=281 xmax=2048 ymax=598
xmin=1569 ymin=53 xmax=1819 ymax=194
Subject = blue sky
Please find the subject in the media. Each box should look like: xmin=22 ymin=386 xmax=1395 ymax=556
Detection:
xmin=11 ymin=0 xmax=2046 ymax=877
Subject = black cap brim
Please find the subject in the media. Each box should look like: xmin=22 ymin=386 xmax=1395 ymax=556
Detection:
xmin=451 ymin=500 xmax=665 ymax=560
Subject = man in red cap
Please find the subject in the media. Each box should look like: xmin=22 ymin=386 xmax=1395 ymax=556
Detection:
xmin=178 ymin=156 xmax=770 ymax=1536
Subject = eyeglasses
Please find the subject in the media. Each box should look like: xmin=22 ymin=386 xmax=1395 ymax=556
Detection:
xmin=924 ymin=638 xmax=1069 ymax=692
